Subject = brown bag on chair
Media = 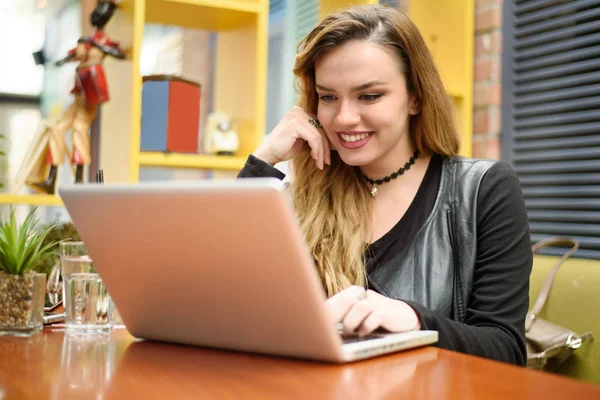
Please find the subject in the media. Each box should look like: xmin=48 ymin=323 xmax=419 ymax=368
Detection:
xmin=526 ymin=237 xmax=593 ymax=370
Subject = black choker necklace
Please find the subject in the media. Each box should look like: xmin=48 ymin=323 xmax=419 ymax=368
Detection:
xmin=362 ymin=149 xmax=420 ymax=197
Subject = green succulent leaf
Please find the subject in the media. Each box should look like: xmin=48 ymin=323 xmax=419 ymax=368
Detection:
xmin=0 ymin=206 xmax=61 ymax=275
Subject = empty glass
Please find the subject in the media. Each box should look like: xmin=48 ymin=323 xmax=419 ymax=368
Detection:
xmin=60 ymin=242 xmax=114 ymax=334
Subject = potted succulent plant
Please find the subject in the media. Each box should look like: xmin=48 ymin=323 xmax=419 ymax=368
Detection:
xmin=0 ymin=206 xmax=59 ymax=336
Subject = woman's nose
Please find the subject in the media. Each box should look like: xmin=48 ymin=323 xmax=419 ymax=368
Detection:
xmin=334 ymin=101 xmax=360 ymax=127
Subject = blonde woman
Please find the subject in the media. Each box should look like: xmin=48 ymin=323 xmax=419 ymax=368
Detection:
xmin=239 ymin=5 xmax=532 ymax=365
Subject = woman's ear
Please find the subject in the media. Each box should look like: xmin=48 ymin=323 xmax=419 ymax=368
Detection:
xmin=409 ymin=96 xmax=421 ymax=116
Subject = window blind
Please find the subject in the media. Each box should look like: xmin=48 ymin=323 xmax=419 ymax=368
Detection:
xmin=295 ymin=0 xmax=318 ymax=43
xmin=501 ymin=0 xmax=600 ymax=259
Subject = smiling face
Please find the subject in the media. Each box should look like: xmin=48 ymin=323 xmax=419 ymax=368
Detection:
xmin=315 ymin=40 xmax=419 ymax=172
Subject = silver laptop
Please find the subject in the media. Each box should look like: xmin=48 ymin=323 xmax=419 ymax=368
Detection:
xmin=59 ymin=178 xmax=438 ymax=363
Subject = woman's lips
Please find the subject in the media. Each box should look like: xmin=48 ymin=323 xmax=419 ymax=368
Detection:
xmin=337 ymin=131 xmax=373 ymax=149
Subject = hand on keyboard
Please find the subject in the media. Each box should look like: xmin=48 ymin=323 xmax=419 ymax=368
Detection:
xmin=326 ymin=286 xmax=421 ymax=337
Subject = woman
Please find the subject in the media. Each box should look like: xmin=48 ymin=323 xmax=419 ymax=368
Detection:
xmin=239 ymin=4 xmax=532 ymax=365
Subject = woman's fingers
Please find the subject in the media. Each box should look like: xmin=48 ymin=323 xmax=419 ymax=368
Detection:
xmin=325 ymin=286 xmax=366 ymax=323
xmin=341 ymin=297 xmax=376 ymax=335
xmin=323 ymin=133 xmax=331 ymax=166
xmin=264 ymin=106 xmax=329 ymax=169
xmin=332 ymin=290 xmax=422 ymax=337
xmin=297 ymin=118 xmax=325 ymax=170
xmin=307 ymin=112 xmax=331 ymax=166
xmin=357 ymin=308 xmax=384 ymax=337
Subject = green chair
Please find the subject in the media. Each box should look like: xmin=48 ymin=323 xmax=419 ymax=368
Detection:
xmin=529 ymin=253 xmax=600 ymax=385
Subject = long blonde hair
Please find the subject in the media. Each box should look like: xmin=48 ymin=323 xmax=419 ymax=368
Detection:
xmin=291 ymin=5 xmax=460 ymax=297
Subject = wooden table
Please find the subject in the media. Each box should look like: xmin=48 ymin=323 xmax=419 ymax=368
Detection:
xmin=1 ymin=327 xmax=599 ymax=399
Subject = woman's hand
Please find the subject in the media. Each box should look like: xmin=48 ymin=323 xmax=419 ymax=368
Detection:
xmin=253 ymin=106 xmax=331 ymax=169
xmin=326 ymin=286 xmax=421 ymax=337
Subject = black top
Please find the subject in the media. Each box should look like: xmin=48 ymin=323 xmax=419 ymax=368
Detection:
xmin=238 ymin=154 xmax=530 ymax=365
xmin=365 ymin=154 xmax=442 ymax=272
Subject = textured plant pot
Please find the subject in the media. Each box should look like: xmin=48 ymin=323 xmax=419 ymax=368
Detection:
xmin=0 ymin=271 xmax=46 ymax=336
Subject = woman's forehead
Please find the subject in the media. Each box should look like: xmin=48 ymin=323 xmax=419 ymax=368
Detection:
xmin=315 ymin=41 xmax=402 ymax=89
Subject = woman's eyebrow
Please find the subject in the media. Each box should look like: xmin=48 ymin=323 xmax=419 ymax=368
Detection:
xmin=315 ymin=81 xmax=388 ymax=92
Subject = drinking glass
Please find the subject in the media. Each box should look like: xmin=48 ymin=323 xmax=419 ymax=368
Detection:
xmin=60 ymin=242 xmax=114 ymax=333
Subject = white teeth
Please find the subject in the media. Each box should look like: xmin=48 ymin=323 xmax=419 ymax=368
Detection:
xmin=340 ymin=132 xmax=370 ymax=142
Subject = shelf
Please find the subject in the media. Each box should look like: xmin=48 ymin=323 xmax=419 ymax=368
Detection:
xmin=0 ymin=194 xmax=64 ymax=207
xmin=145 ymin=0 xmax=260 ymax=30
xmin=104 ymin=0 xmax=267 ymax=182
xmin=139 ymin=152 xmax=247 ymax=170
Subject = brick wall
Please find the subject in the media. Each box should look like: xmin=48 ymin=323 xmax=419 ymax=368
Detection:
xmin=473 ymin=0 xmax=503 ymax=160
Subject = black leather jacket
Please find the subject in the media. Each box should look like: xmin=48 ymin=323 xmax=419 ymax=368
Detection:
xmin=369 ymin=157 xmax=495 ymax=322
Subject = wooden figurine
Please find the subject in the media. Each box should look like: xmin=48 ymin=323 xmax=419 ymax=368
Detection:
xmin=17 ymin=1 xmax=125 ymax=195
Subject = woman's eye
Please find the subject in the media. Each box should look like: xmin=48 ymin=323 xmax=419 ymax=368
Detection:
xmin=318 ymin=95 xmax=336 ymax=102
xmin=360 ymin=94 xmax=382 ymax=101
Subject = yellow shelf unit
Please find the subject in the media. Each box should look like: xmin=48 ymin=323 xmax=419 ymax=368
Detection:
xmin=0 ymin=194 xmax=63 ymax=207
xmin=1 ymin=0 xmax=268 ymax=207
xmin=145 ymin=0 xmax=262 ymax=30
xmin=139 ymin=152 xmax=246 ymax=170
xmin=99 ymin=0 xmax=268 ymax=183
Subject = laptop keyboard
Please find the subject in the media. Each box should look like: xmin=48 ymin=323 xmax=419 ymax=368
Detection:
xmin=341 ymin=334 xmax=385 ymax=344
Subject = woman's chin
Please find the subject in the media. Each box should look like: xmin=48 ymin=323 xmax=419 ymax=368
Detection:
xmin=336 ymin=150 xmax=374 ymax=167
